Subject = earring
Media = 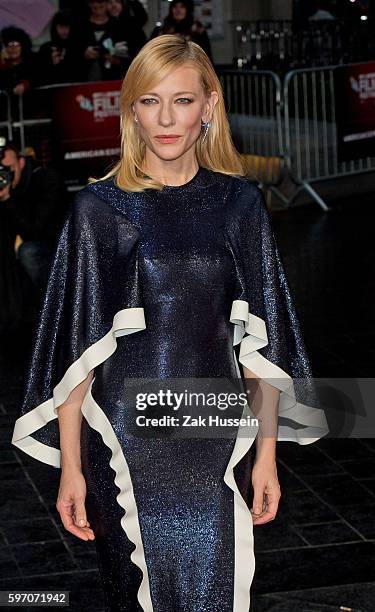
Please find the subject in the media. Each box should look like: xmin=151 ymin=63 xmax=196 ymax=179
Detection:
xmin=201 ymin=120 xmax=210 ymax=143
xmin=134 ymin=116 xmax=138 ymax=124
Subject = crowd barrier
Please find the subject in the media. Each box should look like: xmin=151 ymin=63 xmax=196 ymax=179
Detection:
xmin=1 ymin=61 xmax=375 ymax=210
xmin=219 ymin=69 xmax=285 ymax=192
xmin=230 ymin=19 xmax=373 ymax=71
xmin=0 ymin=90 xmax=13 ymax=142
xmin=283 ymin=63 xmax=375 ymax=211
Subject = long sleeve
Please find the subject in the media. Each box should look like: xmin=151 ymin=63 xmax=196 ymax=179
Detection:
xmin=226 ymin=179 xmax=329 ymax=445
xmin=11 ymin=187 xmax=146 ymax=467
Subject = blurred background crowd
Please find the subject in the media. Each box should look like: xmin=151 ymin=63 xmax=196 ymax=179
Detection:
xmin=0 ymin=0 xmax=212 ymax=94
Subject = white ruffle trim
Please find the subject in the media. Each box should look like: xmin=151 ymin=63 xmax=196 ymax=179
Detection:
xmin=230 ymin=299 xmax=329 ymax=444
xmin=223 ymin=372 xmax=257 ymax=612
xmin=11 ymin=307 xmax=146 ymax=468
xmin=11 ymin=306 xmax=153 ymax=610
xmin=223 ymin=298 xmax=329 ymax=611
xmin=81 ymin=381 xmax=154 ymax=611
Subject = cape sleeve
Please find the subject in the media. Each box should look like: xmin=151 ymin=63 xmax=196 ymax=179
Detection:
xmin=226 ymin=179 xmax=329 ymax=445
xmin=11 ymin=187 xmax=146 ymax=468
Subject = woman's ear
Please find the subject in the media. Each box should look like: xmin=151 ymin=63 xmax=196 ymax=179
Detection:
xmin=204 ymin=91 xmax=218 ymax=122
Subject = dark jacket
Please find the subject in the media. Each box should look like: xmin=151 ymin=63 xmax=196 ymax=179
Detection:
xmin=78 ymin=16 xmax=126 ymax=81
xmin=0 ymin=53 xmax=38 ymax=94
xmin=2 ymin=158 xmax=69 ymax=247
xmin=37 ymin=39 xmax=82 ymax=86
xmin=122 ymin=0 xmax=148 ymax=30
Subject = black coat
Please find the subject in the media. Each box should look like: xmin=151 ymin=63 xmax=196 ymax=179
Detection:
xmin=37 ymin=40 xmax=82 ymax=86
xmin=2 ymin=159 xmax=69 ymax=247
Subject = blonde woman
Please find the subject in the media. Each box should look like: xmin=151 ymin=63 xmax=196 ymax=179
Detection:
xmin=12 ymin=35 xmax=328 ymax=612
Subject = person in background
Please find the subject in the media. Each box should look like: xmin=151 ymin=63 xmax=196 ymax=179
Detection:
xmin=149 ymin=0 xmax=212 ymax=61
xmin=0 ymin=27 xmax=37 ymax=97
xmin=107 ymin=0 xmax=148 ymax=57
xmin=0 ymin=143 xmax=68 ymax=296
xmin=37 ymin=10 xmax=82 ymax=86
xmin=0 ymin=178 xmax=34 ymax=337
xmin=107 ymin=0 xmax=148 ymax=30
xmin=79 ymin=0 xmax=125 ymax=81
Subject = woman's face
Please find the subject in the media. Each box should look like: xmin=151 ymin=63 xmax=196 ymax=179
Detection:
xmin=172 ymin=2 xmax=187 ymax=21
xmin=132 ymin=64 xmax=218 ymax=164
xmin=107 ymin=0 xmax=123 ymax=18
xmin=5 ymin=41 xmax=22 ymax=61
xmin=56 ymin=24 xmax=70 ymax=40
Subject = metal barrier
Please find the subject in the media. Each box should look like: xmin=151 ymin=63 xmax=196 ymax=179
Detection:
xmin=230 ymin=19 xmax=374 ymax=71
xmin=283 ymin=63 xmax=375 ymax=211
xmin=12 ymin=93 xmax=53 ymax=162
xmin=218 ymin=69 xmax=285 ymax=192
xmin=2 ymin=64 xmax=375 ymax=210
xmin=0 ymin=90 xmax=13 ymax=142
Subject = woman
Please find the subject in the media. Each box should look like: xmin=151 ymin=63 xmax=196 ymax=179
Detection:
xmin=37 ymin=10 xmax=81 ymax=86
xmin=0 ymin=27 xmax=36 ymax=96
xmin=11 ymin=35 xmax=328 ymax=611
xmin=150 ymin=0 xmax=213 ymax=61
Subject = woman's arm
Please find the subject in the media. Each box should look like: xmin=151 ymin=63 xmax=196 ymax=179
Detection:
xmin=56 ymin=369 xmax=95 ymax=541
xmin=242 ymin=366 xmax=279 ymax=462
xmin=58 ymin=369 xmax=94 ymax=472
xmin=242 ymin=365 xmax=281 ymax=525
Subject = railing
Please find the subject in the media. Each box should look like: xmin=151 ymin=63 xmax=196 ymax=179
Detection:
xmin=2 ymin=61 xmax=375 ymax=210
xmin=283 ymin=63 xmax=375 ymax=211
xmin=218 ymin=69 xmax=285 ymax=190
xmin=0 ymin=90 xmax=13 ymax=142
xmin=230 ymin=19 xmax=374 ymax=71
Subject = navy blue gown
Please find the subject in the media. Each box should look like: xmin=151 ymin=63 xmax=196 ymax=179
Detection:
xmin=12 ymin=166 xmax=328 ymax=612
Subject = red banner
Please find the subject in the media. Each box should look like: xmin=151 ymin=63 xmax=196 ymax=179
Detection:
xmin=335 ymin=61 xmax=375 ymax=161
xmin=51 ymin=80 xmax=123 ymax=183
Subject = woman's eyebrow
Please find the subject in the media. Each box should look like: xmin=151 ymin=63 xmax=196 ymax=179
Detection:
xmin=141 ymin=91 xmax=196 ymax=96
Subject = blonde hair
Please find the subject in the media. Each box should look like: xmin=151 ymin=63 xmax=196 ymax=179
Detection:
xmin=89 ymin=34 xmax=247 ymax=192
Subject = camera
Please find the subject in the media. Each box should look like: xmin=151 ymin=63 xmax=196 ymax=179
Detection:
xmin=0 ymin=136 xmax=14 ymax=190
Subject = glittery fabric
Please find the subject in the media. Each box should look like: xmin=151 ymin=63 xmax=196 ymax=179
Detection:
xmin=14 ymin=166 xmax=319 ymax=611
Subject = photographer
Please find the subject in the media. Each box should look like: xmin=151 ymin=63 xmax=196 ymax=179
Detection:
xmin=0 ymin=142 xmax=68 ymax=295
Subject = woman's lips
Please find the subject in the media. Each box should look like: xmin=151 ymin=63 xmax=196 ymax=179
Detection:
xmin=155 ymin=136 xmax=181 ymax=143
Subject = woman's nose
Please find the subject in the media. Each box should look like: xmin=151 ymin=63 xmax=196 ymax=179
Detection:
xmin=158 ymin=107 xmax=175 ymax=125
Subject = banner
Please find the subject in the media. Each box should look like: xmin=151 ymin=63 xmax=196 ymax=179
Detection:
xmin=50 ymin=80 xmax=122 ymax=184
xmin=335 ymin=61 xmax=375 ymax=162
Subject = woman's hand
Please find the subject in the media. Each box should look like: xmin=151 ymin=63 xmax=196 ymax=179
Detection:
xmin=250 ymin=456 xmax=281 ymax=525
xmin=56 ymin=468 xmax=95 ymax=541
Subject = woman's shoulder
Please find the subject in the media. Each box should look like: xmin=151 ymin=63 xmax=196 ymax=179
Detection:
xmin=220 ymin=173 xmax=266 ymax=222
xmin=218 ymin=171 xmax=264 ymax=201
xmin=66 ymin=179 xmax=140 ymax=250
xmin=71 ymin=177 xmax=128 ymax=223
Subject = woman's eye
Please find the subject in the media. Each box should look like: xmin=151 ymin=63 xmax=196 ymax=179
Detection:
xmin=140 ymin=98 xmax=193 ymax=104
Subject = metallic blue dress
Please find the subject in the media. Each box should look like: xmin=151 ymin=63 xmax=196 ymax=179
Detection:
xmin=11 ymin=166 xmax=328 ymax=612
